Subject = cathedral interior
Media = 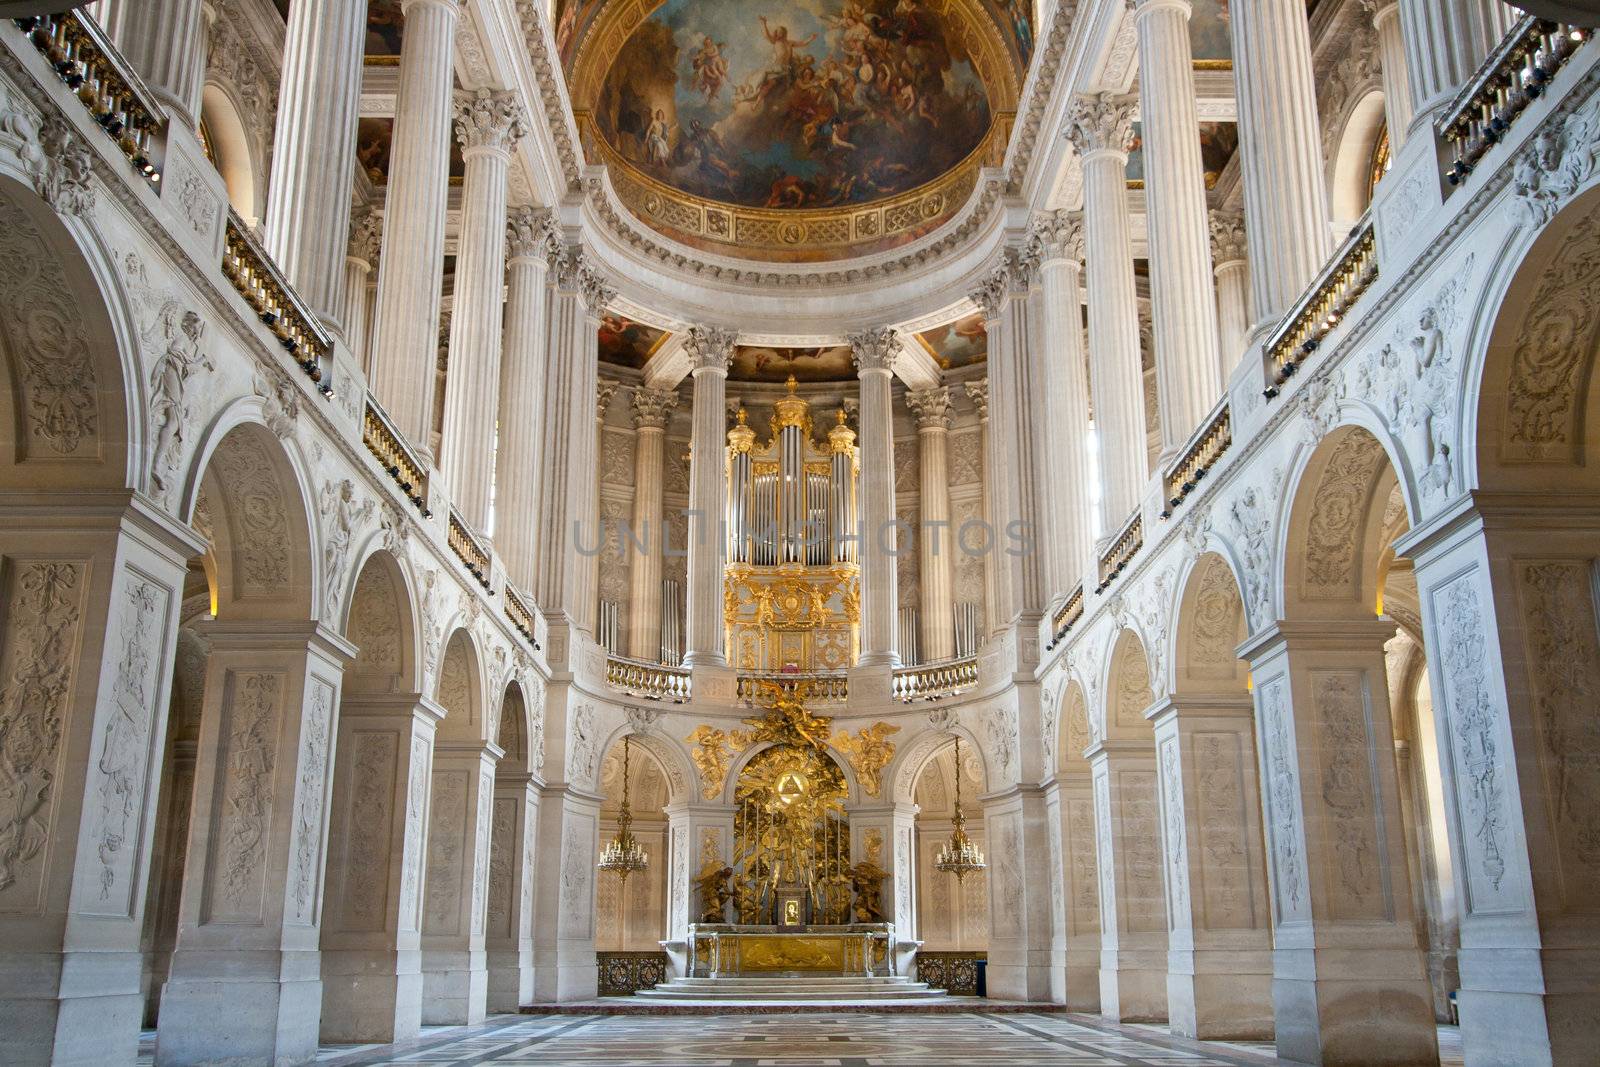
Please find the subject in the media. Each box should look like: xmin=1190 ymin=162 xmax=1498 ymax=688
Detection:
xmin=0 ymin=0 xmax=1597 ymax=1063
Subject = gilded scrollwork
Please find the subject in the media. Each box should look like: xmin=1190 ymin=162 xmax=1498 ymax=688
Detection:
xmin=828 ymin=721 xmax=900 ymax=798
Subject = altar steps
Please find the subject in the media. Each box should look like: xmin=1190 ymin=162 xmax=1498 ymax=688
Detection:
xmin=633 ymin=975 xmax=948 ymax=1002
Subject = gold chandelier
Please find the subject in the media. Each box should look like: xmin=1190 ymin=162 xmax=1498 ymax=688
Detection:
xmin=598 ymin=735 xmax=649 ymax=882
xmin=934 ymin=735 xmax=986 ymax=881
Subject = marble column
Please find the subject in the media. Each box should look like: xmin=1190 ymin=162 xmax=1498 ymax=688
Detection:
xmin=1208 ymin=212 xmax=1251 ymax=376
xmin=420 ymin=742 xmax=501 ymax=1025
xmin=157 ymin=622 xmax=355 ymax=1066
xmin=1065 ymin=95 xmax=1148 ymax=532
xmin=629 ymin=386 xmax=679 ymax=662
xmin=367 ymin=0 xmax=459 ymax=452
xmin=850 ymin=327 xmax=900 ymax=668
xmin=438 ymin=89 xmax=528 ymax=532
xmin=103 ymin=0 xmax=206 ymax=128
xmin=486 ymin=770 xmax=541 ymax=1012
xmin=342 ymin=208 xmax=382 ymax=374
xmin=964 ymin=379 xmax=997 ymax=640
xmin=1028 ymin=212 xmax=1093 ymax=593
xmin=496 ymin=207 xmax=556 ymax=592
xmin=1398 ymin=0 xmax=1514 ymax=126
xmin=261 ymin=0 xmax=367 ymax=329
xmin=1228 ymin=0 xmax=1332 ymax=325
xmin=906 ymin=387 xmax=955 ymax=663
xmin=1133 ymin=0 xmax=1224 ymax=451
xmin=1146 ymin=696 xmax=1274 ymax=1039
xmin=318 ymin=695 xmax=441 ymax=1043
xmin=1364 ymin=0 xmax=1414 ymax=148
xmin=1087 ymin=740 xmax=1169 ymax=1022
xmin=1238 ymin=619 xmax=1438 ymax=1066
xmin=681 ymin=325 xmax=736 ymax=670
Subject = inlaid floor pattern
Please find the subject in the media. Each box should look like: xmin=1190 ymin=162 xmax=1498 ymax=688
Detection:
xmin=137 ymin=1012 xmax=1467 ymax=1066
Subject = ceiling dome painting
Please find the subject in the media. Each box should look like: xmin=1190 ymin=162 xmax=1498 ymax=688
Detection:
xmin=565 ymin=0 xmax=1026 ymax=262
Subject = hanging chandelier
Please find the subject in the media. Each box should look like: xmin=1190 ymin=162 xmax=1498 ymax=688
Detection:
xmin=598 ymin=734 xmax=649 ymax=882
xmin=934 ymin=735 xmax=986 ymax=881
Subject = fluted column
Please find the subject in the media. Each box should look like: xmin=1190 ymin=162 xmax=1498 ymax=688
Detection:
xmin=496 ymin=208 xmax=556 ymax=592
xmin=103 ymin=0 xmax=206 ymax=128
xmin=629 ymin=387 xmax=679 ymax=662
xmin=682 ymin=326 xmax=736 ymax=669
xmin=1134 ymin=0 xmax=1224 ymax=450
xmin=439 ymin=89 xmax=528 ymax=532
xmin=342 ymin=208 xmax=382 ymax=373
xmin=1399 ymin=0 xmax=1513 ymax=126
xmin=906 ymin=388 xmax=954 ymax=663
xmin=1028 ymin=212 xmax=1092 ymax=594
xmin=851 ymin=328 xmax=900 ymax=667
xmin=964 ymin=379 xmax=997 ymax=640
xmin=368 ymin=0 xmax=459 ymax=452
xmin=261 ymin=0 xmax=367 ymax=328
xmin=1364 ymin=0 xmax=1414 ymax=148
xmin=1065 ymin=95 xmax=1148 ymax=533
xmin=1228 ymin=0 xmax=1332 ymax=325
xmin=1208 ymin=212 xmax=1251 ymax=376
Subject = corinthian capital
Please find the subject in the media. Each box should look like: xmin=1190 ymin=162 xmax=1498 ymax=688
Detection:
xmin=1064 ymin=93 xmax=1136 ymax=157
xmin=964 ymin=379 xmax=989 ymax=420
xmin=453 ymin=88 xmax=530 ymax=153
xmin=906 ymin=387 xmax=952 ymax=430
xmin=1208 ymin=211 xmax=1248 ymax=264
xmin=1028 ymin=209 xmax=1084 ymax=264
xmin=632 ymin=385 xmax=680 ymax=429
xmin=684 ymin=325 xmax=737 ymax=373
xmin=555 ymin=247 xmax=615 ymax=315
xmin=848 ymin=327 xmax=899 ymax=374
xmin=506 ymin=205 xmax=559 ymax=262
xmin=348 ymin=206 xmax=382 ymax=266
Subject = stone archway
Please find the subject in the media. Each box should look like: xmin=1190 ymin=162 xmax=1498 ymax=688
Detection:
xmin=1052 ymin=679 xmax=1100 ymax=1011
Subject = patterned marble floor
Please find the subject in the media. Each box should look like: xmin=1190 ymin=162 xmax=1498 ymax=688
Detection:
xmin=137 ymin=1013 xmax=1466 ymax=1066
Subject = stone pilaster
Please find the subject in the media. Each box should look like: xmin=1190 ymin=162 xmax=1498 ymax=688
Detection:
xmin=1398 ymin=0 xmax=1514 ymax=126
xmin=342 ymin=208 xmax=381 ymax=373
xmin=982 ymin=787 xmax=1060 ymax=1002
xmin=420 ymin=742 xmax=501 ymax=1025
xmin=439 ymin=89 xmax=528 ymax=531
xmin=261 ymin=0 xmax=367 ymax=329
xmin=1088 ymin=740 xmax=1169 ymax=1022
xmin=1134 ymin=0 xmax=1224 ymax=451
xmin=681 ymin=325 xmax=736 ymax=670
xmin=486 ymin=771 xmax=541 ymax=1012
xmin=1208 ymin=212 xmax=1251 ymax=377
xmin=963 ymin=379 xmax=996 ymax=641
xmin=1228 ymin=0 xmax=1332 ymax=324
xmin=629 ymin=386 xmax=680 ymax=662
xmin=367 ymin=0 xmax=460 ymax=452
xmin=103 ymin=0 xmax=206 ymax=127
xmin=1065 ymin=94 xmax=1148 ymax=533
xmin=850 ymin=327 xmax=900 ymax=668
xmin=906 ymin=387 xmax=955 ymax=662
xmin=496 ymin=208 xmax=557 ymax=592
xmin=1363 ymin=0 xmax=1415 ymax=147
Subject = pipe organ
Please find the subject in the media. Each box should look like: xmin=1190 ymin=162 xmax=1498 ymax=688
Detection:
xmin=725 ymin=378 xmax=860 ymax=673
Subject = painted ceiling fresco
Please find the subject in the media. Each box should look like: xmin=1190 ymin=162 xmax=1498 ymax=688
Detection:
xmin=355 ymin=118 xmax=466 ymax=185
xmin=915 ymin=314 xmax=987 ymax=369
xmin=729 ymin=344 xmax=856 ymax=383
xmin=1190 ymin=0 xmax=1232 ymax=63
xmin=366 ymin=0 xmax=404 ymax=57
xmin=592 ymin=0 xmax=994 ymax=210
xmin=1124 ymin=121 xmax=1239 ymax=189
xmin=598 ymin=315 xmax=670 ymax=369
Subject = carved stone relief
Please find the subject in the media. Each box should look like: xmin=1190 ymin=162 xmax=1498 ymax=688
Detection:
xmin=990 ymin=813 xmax=1023 ymax=938
xmin=1227 ymin=468 xmax=1284 ymax=629
xmin=1193 ymin=731 xmax=1254 ymax=930
xmin=1159 ymin=738 xmax=1188 ymax=923
xmin=208 ymin=437 xmax=292 ymax=598
xmin=400 ymin=736 xmax=429 ymax=931
xmin=290 ymin=682 xmax=332 ymax=924
xmin=319 ymin=479 xmax=374 ymax=625
xmin=471 ymin=772 xmax=493 ymax=936
xmin=424 ymin=770 xmax=468 ymax=935
xmin=1260 ymin=679 xmax=1306 ymax=920
xmin=207 ymin=671 xmax=282 ymax=923
xmin=1188 ymin=556 xmax=1244 ymax=682
xmin=341 ymin=730 xmax=397 ymax=932
xmin=569 ymin=704 xmax=598 ymax=787
xmin=1303 ymin=432 xmax=1386 ymax=601
xmin=348 ymin=563 xmax=402 ymax=682
xmin=560 ymin=818 xmax=595 ymax=939
xmin=1119 ymin=768 xmax=1164 ymax=934
xmin=1312 ymin=670 xmax=1382 ymax=917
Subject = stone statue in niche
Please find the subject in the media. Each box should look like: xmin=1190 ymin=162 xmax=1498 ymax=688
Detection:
xmin=847 ymin=859 xmax=888 ymax=923
xmin=693 ymin=859 xmax=735 ymax=923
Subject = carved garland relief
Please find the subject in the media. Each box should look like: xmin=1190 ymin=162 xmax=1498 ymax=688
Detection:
xmin=207 ymin=671 xmax=281 ymax=923
xmin=1312 ymin=670 xmax=1382 ymax=918
xmin=342 ymin=730 xmax=397 ymax=932
xmin=290 ymin=682 xmax=332 ymax=924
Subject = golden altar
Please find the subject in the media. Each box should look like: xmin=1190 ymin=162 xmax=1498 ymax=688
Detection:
xmin=687 ymin=923 xmax=895 ymax=978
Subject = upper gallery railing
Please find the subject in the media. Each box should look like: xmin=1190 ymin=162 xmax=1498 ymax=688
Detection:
xmin=15 ymin=11 xmax=161 ymax=184
xmin=1264 ymin=216 xmax=1379 ymax=389
xmin=1442 ymin=17 xmax=1591 ymax=188
xmin=447 ymin=506 xmax=492 ymax=590
xmin=223 ymin=210 xmax=333 ymax=386
xmin=362 ymin=394 xmax=430 ymax=512
xmin=1047 ymin=582 xmax=1085 ymax=650
xmin=736 ymin=671 xmax=849 ymax=704
xmin=1163 ymin=399 xmax=1232 ymax=517
xmin=892 ymin=656 xmax=978 ymax=702
xmin=1096 ymin=509 xmax=1144 ymax=593
xmin=503 ymin=582 xmax=541 ymax=649
xmin=606 ymin=655 xmax=692 ymax=702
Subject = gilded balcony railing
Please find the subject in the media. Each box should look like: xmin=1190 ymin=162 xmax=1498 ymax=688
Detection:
xmin=362 ymin=394 xmax=429 ymax=512
xmin=606 ymin=655 xmax=692 ymax=703
xmin=1097 ymin=509 xmax=1143 ymax=592
xmin=1442 ymin=17 xmax=1590 ymax=188
xmin=503 ymin=582 xmax=540 ymax=649
xmin=1163 ymin=400 xmax=1232 ymax=517
xmin=1264 ymin=217 xmax=1378 ymax=389
xmin=15 ymin=11 xmax=161 ymax=184
xmin=1047 ymin=582 xmax=1085 ymax=649
xmin=223 ymin=210 xmax=333 ymax=387
xmin=447 ymin=507 xmax=492 ymax=590
xmin=736 ymin=671 xmax=849 ymax=704
xmin=892 ymin=656 xmax=978 ymax=702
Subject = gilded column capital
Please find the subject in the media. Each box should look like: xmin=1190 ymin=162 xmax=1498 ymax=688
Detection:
xmin=597 ymin=378 xmax=622 ymax=422
xmin=1064 ymin=93 xmax=1137 ymax=158
xmin=347 ymin=206 xmax=382 ymax=267
xmin=506 ymin=205 xmax=559 ymax=263
xmin=685 ymin=324 xmax=737 ymax=374
xmin=452 ymin=87 xmax=530 ymax=153
xmin=906 ymin=387 xmax=953 ymax=431
xmin=848 ymin=327 xmax=899 ymax=375
xmin=631 ymin=385 xmax=680 ymax=429
xmin=1027 ymin=209 xmax=1085 ymax=265
xmin=1208 ymin=210 xmax=1248 ymax=265
xmin=964 ymin=379 xmax=989 ymax=420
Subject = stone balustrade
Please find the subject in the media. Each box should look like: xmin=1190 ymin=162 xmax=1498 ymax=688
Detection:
xmin=606 ymin=654 xmax=693 ymax=703
xmin=447 ymin=504 xmax=492 ymax=590
xmin=362 ymin=393 xmax=430 ymax=512
xmin=223 ymin=209 xmax=333 ymax=384
xmin=1162 ymin=400 xmax=1232 ymax=518
xmin=891 ymin=656 xmax=978 ymax=702
xmin=1096 ymin=510 xmax=1143 ymax=593
xmin=1263 ymin=216 xmax=1379 ymax=389
xmin=1047 ymin=582 xmax=1085 ymax=650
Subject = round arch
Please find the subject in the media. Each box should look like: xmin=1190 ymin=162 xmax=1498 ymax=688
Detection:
xmin=597 ymin=724 xmax=694 ymax=809
xmin=435 ymin=626 xmax=487 ymax=742
xmin=723 ymin=738 xmax=862 ymax=808
xmin=887 ymin=722 xmax=989 ymax=806
xmin=1099 ymin=627 xmax=1155 ymax=741
xmin=341 ymin=545 xmax=421 ymax=695
xmin=1172 ymin=550 xmax=1250 ymax=695
xmin=1329 ymin=90 xmax=1388 ymax=233
xmin=199 ymin=83 xmax=261 ymax=224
